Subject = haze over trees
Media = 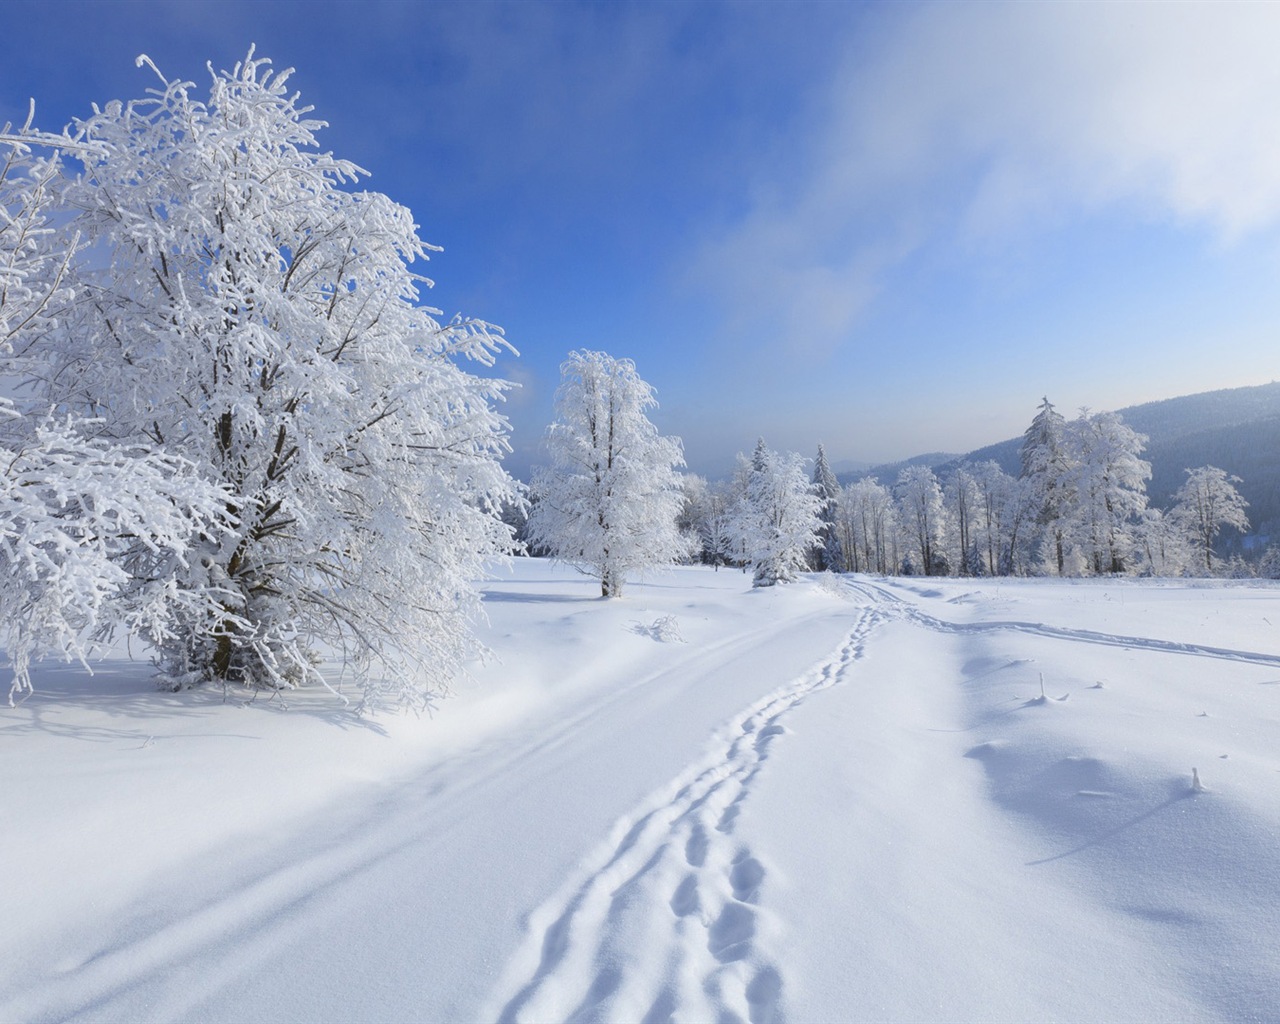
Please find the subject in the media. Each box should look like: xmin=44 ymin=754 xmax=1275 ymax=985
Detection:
xmin=676 ymin=398 xmax=1262 ymax=581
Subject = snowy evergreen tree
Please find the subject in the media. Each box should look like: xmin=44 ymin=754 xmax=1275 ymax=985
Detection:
xmin=1172 ymin=466 xmax=1250 ymax=574
xmin=1258 ymin=543 xmax=1280 ymax=580
xmin=1020 ymin=397 xmax=1073 ymax=574
xmin=527 ymin=350 xmax=687 ymax=597
xmin=734 ymin=441 xmax=822 ymax=587
xmin=811 ymin=444 xmax=843 ymax=571
xmin=8 ymin=51 xmax=518 ymax=708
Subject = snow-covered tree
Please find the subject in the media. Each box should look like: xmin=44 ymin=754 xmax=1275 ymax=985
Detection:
xmin=1020 ymin=397 xmax=1073 ymax=574
xmin=965 ymin=461 xmax=1021 ymax=576
xmin=0 ymin=407 xmax=229 ymax=704
xmin=734 ymin=440 xmax=822 ymax=587
xmin=1258 ymin=543 xmax=1280 ymax=580
xmin=527 ymin=350 xmax=686 ymax=597
xmin=811 ymin=444 xmax=843 ymax=571
xmin=836 ymin=476 xmax=896 ymax=574
xmin=683 ymin=476 xmax=736 ymax=570
xmin=896 ymin=465 xmax=947 ymax=576
xmin=1134 ymin=507 xmax=1190 ymax=577
xmin=1172 ymin=466 xmax=1250 ymax=574
xmin=2 ymin=115 xmax=227 ymax=702
xmin=11 ymin=51 xmax=518 ymax=708
xmin=1063 ymin=410 xmax=1150 ymax=575
xmin=944 ymin=464 xmax=981 ymax=576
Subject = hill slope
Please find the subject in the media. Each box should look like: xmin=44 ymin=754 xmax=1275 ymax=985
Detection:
xmin=848 ymin=383 xmax=1280 ymax=539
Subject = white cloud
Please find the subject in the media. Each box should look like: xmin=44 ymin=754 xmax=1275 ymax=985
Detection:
xmin=694 ymin=2 xmax=1280 ymax=362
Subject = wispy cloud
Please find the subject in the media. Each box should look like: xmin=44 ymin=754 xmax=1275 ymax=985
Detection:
xmin=692 ymin=2 xmax=1280 ymax=364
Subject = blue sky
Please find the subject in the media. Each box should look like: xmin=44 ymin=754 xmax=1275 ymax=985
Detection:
xmin=5 ymin=1 xmax=1279 ymax=478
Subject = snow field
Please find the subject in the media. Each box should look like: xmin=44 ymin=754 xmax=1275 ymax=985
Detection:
xmin=2 ymin=561 xmax=1278 ymax=1022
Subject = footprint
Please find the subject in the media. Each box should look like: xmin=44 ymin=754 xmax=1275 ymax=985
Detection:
xmin=754 ymin=723 xmax=785 ymax=754
xmin=670 ymin=873 xmax=700 ymax=917
xmin=730 ymin=854 xmax=765 ymax=903
xmin=716 ymin=801 xmax=741 ymax=834
xmin=685 ymin=824 xmax=708 ymax=867
xmin=708 ymin=902 xmax=756 ymax=963
xmin=746 ymin=965 xmax=783 ymax=1024
xmin=640 ymin=988 xmax=677 ymax=1024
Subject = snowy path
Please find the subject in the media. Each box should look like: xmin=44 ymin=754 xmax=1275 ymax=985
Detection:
xmin=486 ymin=605 xmax=886 ymax=1023
xmin=0 ymin=565 xmax=860 ymax=1023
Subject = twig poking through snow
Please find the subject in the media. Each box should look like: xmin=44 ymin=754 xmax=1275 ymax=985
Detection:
xmin=1191 ymin=767 xmax=1205 ymax=793
xmin=629 ymin=615 xmax=686 ymax=643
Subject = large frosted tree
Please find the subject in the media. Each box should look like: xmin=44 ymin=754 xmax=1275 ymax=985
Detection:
xmin=527 ymin=350 xmax=686 ymax=597
xmin=6 ymin=51 xmax=518 ymax=708
xmin=1 ymin=117 xmax=226 ymax=703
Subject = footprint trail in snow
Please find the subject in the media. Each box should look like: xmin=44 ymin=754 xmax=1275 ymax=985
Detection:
xmin=487 ymin=605 xmax=885 ymax=1024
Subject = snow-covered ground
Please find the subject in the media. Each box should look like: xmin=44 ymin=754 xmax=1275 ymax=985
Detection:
xmin=3 ymin=560 xmax=1279 ymax=1023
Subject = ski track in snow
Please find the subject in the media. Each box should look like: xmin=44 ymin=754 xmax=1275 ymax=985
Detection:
xmin=0 ymin=588 xmax=867 ymax=1024
xmin=487 ymin=576 xmax=1280 ymax=1024
xmin=845 ymin=577 xmax=1280 ymax=669
xmin=487 ymin=606 xmax=886 ymax=1024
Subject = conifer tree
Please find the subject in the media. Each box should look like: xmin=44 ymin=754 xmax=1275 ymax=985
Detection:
xmin=1020 ymin=398 xmax=1073 ymax=574
xmin=811 ymin=444 xmax=843 ymax=571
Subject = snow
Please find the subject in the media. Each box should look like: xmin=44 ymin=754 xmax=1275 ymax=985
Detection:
xmin=3 ymin=560 xmax=1279 ymax=1022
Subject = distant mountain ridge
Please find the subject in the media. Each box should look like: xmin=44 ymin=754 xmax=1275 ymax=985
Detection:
xmin=840 ymin=382 xmax=1280 ymax=541
xmin=836 ymin=451 xmax=961 ymax=487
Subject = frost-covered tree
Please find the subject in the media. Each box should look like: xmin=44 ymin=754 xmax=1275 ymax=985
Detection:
xmin=0 ymin=407 xmax=228 ymax=704
xmin=966 ymin=461 xmax=1021 ymax=576
xmin=527 ymin=350 xmax=686 ymax=597
xmin=1020 ymin=397 xmax=1073 ymax=574
xmin=896 ymin=465 xmax=947 ymax=576
xmin=734 ymin=441 xmax=822 ymax=587
xmin=811 ymin=444 xmax=843 ymax=571
xmin=12 ymin=51 xmax=518 ymax=708
xmin=837 ymin=476 xmax=896 ymax=574
xmin=944 ymin=465 xmax=981 ymax=576
xmin=2 ymin=118 xmax=227 ymax=702
xmin=1063 ymin=410 xmax=1150 ymax=575
xmin=1172 ymin=466 xmax=1250 ymax=574
xmin=1134 ymin=507 xmax=1190 ymax=577
xmin=1258 ymin=543 xmax=1280 ymax=580
xmin=683 ymin=476 xmax=735 ymax=570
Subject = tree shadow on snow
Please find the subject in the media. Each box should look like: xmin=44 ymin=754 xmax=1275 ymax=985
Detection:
xmin=3 ymin=658 xmax=390 ymax=740
xmin=1025 ymin=784 xmax=1200 ymax=866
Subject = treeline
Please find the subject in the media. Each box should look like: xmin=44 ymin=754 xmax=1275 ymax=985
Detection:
xmin=605 ymin=398 xmax=1271 ymax=581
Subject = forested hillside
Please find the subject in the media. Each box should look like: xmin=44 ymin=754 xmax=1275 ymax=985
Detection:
xmin=861 ymin=383 xmax=1280 ymax=543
